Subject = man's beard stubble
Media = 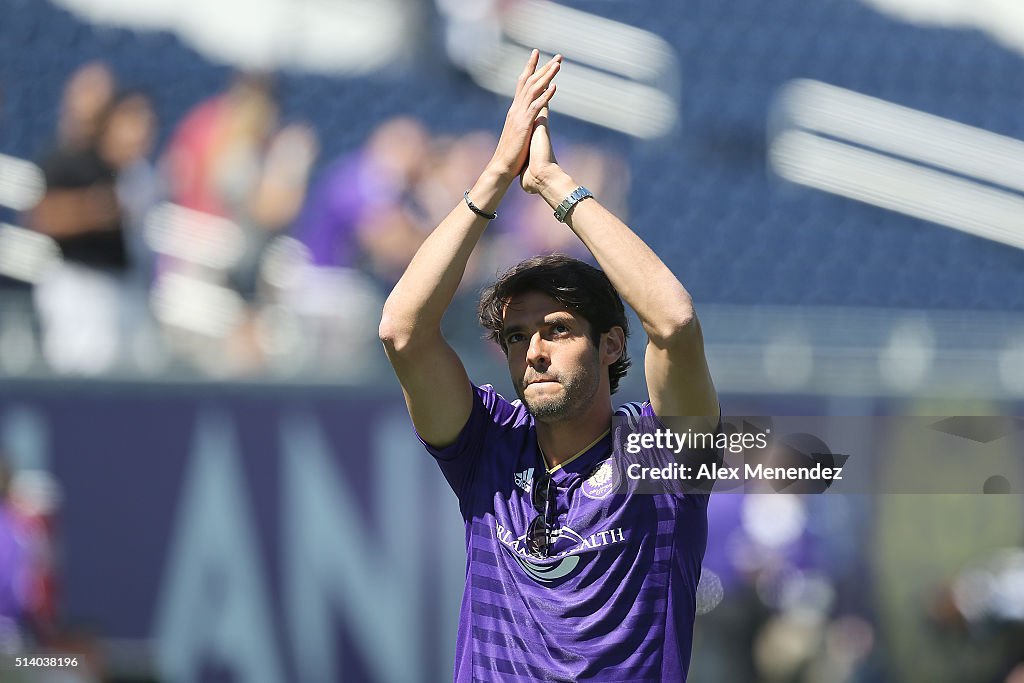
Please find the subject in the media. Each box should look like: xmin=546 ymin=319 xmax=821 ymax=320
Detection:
xmin=515 ymin=353 xmax=601 ymax=422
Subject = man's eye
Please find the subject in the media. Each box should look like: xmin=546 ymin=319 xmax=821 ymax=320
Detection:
xmin=553 ymin=324 xmax=568 ymax=335
xmin=507 ymin=333 xmax=524 ymax=344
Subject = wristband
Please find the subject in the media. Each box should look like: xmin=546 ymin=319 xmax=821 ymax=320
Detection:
xmin=463 ymin=190 xmax=497 ymax=220
xmin=553 ymin=186 xmax=593 ymax=222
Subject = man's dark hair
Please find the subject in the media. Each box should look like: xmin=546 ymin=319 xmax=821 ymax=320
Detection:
xmin=478 ymin=254 xmax=631 ymax=393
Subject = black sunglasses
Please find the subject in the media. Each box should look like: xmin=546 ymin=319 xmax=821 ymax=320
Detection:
xmin=527 ymin=468 xmax=557 ymax=558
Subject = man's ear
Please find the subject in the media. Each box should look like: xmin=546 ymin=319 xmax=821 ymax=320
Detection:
xmin=600 ymin=327 xmax=626 ymax=365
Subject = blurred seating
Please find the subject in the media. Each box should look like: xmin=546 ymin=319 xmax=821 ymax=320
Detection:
xmin=0 ymin=0 xmax=1022 ymax=380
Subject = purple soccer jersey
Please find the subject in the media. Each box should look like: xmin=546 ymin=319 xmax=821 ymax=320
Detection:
xmin=418 ymin=384 xmax=711 ymax=682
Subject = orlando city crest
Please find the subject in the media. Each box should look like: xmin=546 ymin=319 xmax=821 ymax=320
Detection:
xmin=582 ymin=459 xmax=615 ymax=499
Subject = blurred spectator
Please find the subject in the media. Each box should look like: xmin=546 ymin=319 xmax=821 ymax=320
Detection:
xmin=691 ymin=490 xmax=877 ymax=683
xmin=164 ymin=74 xmax=276 ymax=217
xmin=33 ymin=95 xmax=126 ymax=273
xmin=4 ymin=466 xmax=61 ymax=649
xmin=294 ymin=119 xmax=520 ymax=354
xmin=163 ymin=73 xmax=317 ymax=297
xmin=0 ymin=452 xmax=91 ymax=679
xmin=270 ymin=116 xmax=434 ymax=378
xmin=410 ymin=129 xmax=498 ymax=290
xmin=99 ymin=90 xmax=159 ymax=234
xmin=156 ymin=73 xmax=318 ymax=375
xmin=295 ymin=115 xmax=430 ymax=283
xmin=30 ymin=70 xmax=142 ymax=375
xmin=296 ymin=118 xmax=514 ymax=289
xmin=931 ymin=546 xmax=1024 ymax=683
xmin=0 ymin=456 xmax=29 ymax=653
xmin=101 ymin=90 xmax=164 ymax=373
xmin=55 ymin=62 xmax=115 ymax=153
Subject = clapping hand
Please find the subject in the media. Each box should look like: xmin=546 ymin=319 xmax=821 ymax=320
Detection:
xmin=487 ymin=50 xmax=561 ymax=184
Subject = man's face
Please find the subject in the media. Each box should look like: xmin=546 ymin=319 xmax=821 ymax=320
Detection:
xmin=501 ymin=291 xmax=603 ymax=422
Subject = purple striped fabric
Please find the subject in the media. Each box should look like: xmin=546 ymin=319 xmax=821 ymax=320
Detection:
xmin=418 ymin=384 xmax=710 ymax=682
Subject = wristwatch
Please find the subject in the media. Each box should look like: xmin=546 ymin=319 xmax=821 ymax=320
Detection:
xmin=553 ymin=186 xmax=594 ymax=223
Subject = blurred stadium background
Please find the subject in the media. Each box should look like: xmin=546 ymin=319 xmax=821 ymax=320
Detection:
xmin=0 ymin=0 xmax=1023 ymax=680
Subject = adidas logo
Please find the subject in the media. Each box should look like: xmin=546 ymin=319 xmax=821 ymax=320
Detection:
xmin=514 ymin=468 xmax=534 ymax=493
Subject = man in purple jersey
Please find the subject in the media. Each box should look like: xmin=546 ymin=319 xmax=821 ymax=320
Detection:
xmin=379 ymin=50 xmax=719 ymax=682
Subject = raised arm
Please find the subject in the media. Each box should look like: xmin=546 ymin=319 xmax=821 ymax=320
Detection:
xmin=379 ymin=50 xmax=561 ymax=446
xmin=519 ymin=108 xmax=718 ymax=419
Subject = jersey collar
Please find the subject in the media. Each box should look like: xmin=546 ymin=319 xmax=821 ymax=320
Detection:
xmin=539 ymin=428 xmax=612 ymax=484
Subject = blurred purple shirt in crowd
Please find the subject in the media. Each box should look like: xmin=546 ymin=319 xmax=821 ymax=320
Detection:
xmin=0 ymin=505 xmax=27 ymax=621
xmin=294 ymin=153 xmax=373 ymax=268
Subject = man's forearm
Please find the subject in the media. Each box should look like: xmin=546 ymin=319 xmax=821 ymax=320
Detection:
xmin=379 ymin=167 xmax=512 ymax=348
xmin=534 ymin=166 xmax=695 ymax=343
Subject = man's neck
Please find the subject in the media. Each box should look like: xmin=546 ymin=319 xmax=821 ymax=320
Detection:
xmin=536 ymin=402 xmax=613 ymax=470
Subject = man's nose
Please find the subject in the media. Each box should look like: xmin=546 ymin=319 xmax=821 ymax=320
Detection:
xmin=527 ymin=332 xmax=549 ymax=366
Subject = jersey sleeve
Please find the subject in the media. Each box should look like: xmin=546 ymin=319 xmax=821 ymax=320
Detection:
xmin=416 ymin=383 xmax=528 ymax=505
xmin=615 ymin=400 xmax=723 ymax=507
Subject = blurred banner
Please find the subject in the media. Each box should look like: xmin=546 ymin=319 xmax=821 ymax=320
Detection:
xmin=0 ymin=384 xmax=468 ymax=682
xmin=0 ymin=384 xmax=1022 ymax=681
